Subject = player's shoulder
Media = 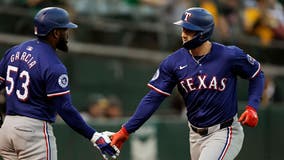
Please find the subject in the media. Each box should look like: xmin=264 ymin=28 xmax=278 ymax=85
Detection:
xmin=4 ymin=39 xmax=33 ymax=54
xmin=49 ymin=63 xmax=67 ymax=73
xmin=155 ymin=48 xmax=189 ymax=73
xmin=159 ymin=48 xmax=186 ymax=66
xmin=17 ymin=39 xmax=40 ymax=49
xmin=23 ymin=39 xmax=65 ymax=71
xmin=43 ymin=61 xmax=68 ymax=80
xmin=1 ymin=41 xmax=29 ymax=59
xmin=32 ymin=40 xmax=62 ymax=63
xmin=11 ymin=39 xmax=54 ymax=55
xmin=171 ymin=48 xmax=187 ymax=56
xmin=213 ymin=42 xmax=244 ymax=57
xmin=164 ymin=48 xmax=187 ymax=61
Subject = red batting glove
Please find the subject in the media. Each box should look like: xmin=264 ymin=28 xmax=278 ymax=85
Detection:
xmin=110 ymin=127 xmax=129 ymax=150
xmin=238 ymin=106 xmax=259 ymax=127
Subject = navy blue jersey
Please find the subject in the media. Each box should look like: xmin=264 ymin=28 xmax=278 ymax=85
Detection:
xmin=0 ymin=39 xmax=70 ymax=122
xmin=148 ymin=42 xmax=261 ymax=127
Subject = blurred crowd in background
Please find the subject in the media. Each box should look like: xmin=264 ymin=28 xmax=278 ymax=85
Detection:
xmin=0 ymin=0 xmax=284 ymax=120
xmin=1 ymin=0 xmax=284 ymax=48
xmin=80 ymin=94 xmax=123 ymax=120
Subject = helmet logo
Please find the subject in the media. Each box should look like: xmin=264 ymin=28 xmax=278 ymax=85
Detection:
xmin=184 ymin=12 xmax=192 ymax=22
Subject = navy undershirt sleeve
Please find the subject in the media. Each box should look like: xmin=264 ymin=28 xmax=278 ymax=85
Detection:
xmin=51 ymin=94 xmax=96 ymax=140
xmin=124 ymin=90 xmax=167 ymax=133
xmin=247 ymin=71 xmax=265 ymax=110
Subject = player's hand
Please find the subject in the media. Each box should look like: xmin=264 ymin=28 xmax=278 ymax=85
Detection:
xmin=238 ymin=106 xmax=258 ymax=127
xmin=110 ymin=127 xmax=129 ymax=150
xmin=91 ymin=132 xmax=120 ymax=160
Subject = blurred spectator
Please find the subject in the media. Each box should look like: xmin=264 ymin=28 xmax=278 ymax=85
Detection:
xmin=261 ymin=75 xmax=284 ymax=107
xmin=15 ymin=0 xmax=74 ymax=11
xmin=199 ymin=0 xmax=219 ymax=27
xmin=81 ymin=94 xmax=123 ymax=121
xmin=262 ymin=75 xmax=276 ymax=107
xmin=242 ymin=0 xmax=284 ymax=45
xmin=139 ymin=0 xmax=192 ymax=24
xmin=105 ymin=95 xmax=123 ymax=118
xmin=217 ymin=0 xmax=243 ymax=42
xmin=198 ymin=0 xmax=230 ymax=41
xmin=9 ymin=0 xmax=76 ymax=36
xmin=81 ymin=94 xmax=109 ymax=121
xmin=140 ymin=0 xmax=192 ymax=50
xmin=267 ymin=0 xmax=284 ymax=40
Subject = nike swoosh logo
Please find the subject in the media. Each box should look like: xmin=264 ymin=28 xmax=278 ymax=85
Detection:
xmin=179 ymin=65 xmax=188 ymax=70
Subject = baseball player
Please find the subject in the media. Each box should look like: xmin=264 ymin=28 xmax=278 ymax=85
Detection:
xmin=110 ymin=7 xmax=265 ymax=160
xmin=0 ymin=7 xmax=119 ymax=160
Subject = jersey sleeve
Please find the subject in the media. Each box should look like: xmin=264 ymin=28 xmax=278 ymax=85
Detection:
xmin=231 ymin=47 xmax=261 ymax=79
xmin=147 ymin=57 xmax=177 ymax=96
xmin=45 ymin=64 xmax=70 ymax=97
xmin=52 ymin=94 xmax=96 ymax=139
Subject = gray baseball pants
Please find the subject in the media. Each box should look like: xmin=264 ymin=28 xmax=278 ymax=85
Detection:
xmin=0 ymin=115 xmax=57 ymax=160
xmin=189 ymin=115 xmax=244 ymax=160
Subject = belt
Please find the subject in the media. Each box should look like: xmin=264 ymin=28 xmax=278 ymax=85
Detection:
xmin=191 ymin=118 xmax=234 ymax=136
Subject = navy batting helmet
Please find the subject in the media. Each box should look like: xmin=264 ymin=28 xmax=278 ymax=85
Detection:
xmin=34 ymin=7 xmax=78 ymax=36
xmin=174 ymin=7 xmax=214 ymax=49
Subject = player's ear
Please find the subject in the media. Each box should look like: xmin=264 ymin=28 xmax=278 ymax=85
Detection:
xmin=51 ymin=29 xmax=60 ymax=39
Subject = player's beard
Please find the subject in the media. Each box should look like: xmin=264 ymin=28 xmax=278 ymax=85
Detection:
xmin=56 ymin=36 xmax=68 ymax=52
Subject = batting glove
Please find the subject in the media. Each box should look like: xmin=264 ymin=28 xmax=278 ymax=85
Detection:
xmin=91 ymin=132 xmax=120 ymax=160
xmin=110 ymin=127 xmax=129 ymax=150
xmin=238 ymin=106 xmax=259 ymax=127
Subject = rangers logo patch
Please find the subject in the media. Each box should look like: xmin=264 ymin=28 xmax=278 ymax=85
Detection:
xmin=151 ymin=69 xmax=160 ymax=81
xmin=58 ymin=74 xmax=68 ymax=88
xmin=247 ymin=54 xmax=255 ymax=65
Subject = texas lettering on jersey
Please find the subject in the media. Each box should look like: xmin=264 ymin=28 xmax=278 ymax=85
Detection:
xmin=180 ymin=75 xmax=227 ymax=93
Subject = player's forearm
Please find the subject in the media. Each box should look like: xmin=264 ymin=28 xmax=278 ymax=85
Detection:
xmin=52 ymin=95 xmax=96 ymax=140
xmin=58 ymin=102 xmax=96 ymax=139
xmin=123 ymin=90 xmax=166 ymax=133
xmin=247 ymin=71 xmax=265 ymax=110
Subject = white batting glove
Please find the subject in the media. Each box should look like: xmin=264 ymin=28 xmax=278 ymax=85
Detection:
xmin=91 ymin=132 xmax=120 ymax=160
xmin=102 ymin=131 xmax=115 ymax=137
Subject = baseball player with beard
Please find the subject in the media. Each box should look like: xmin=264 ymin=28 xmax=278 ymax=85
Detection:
xmin=110 ymin=7 xmax=265 ymax=160
xmin=0 ymin=7 xmax=119 ymax=160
